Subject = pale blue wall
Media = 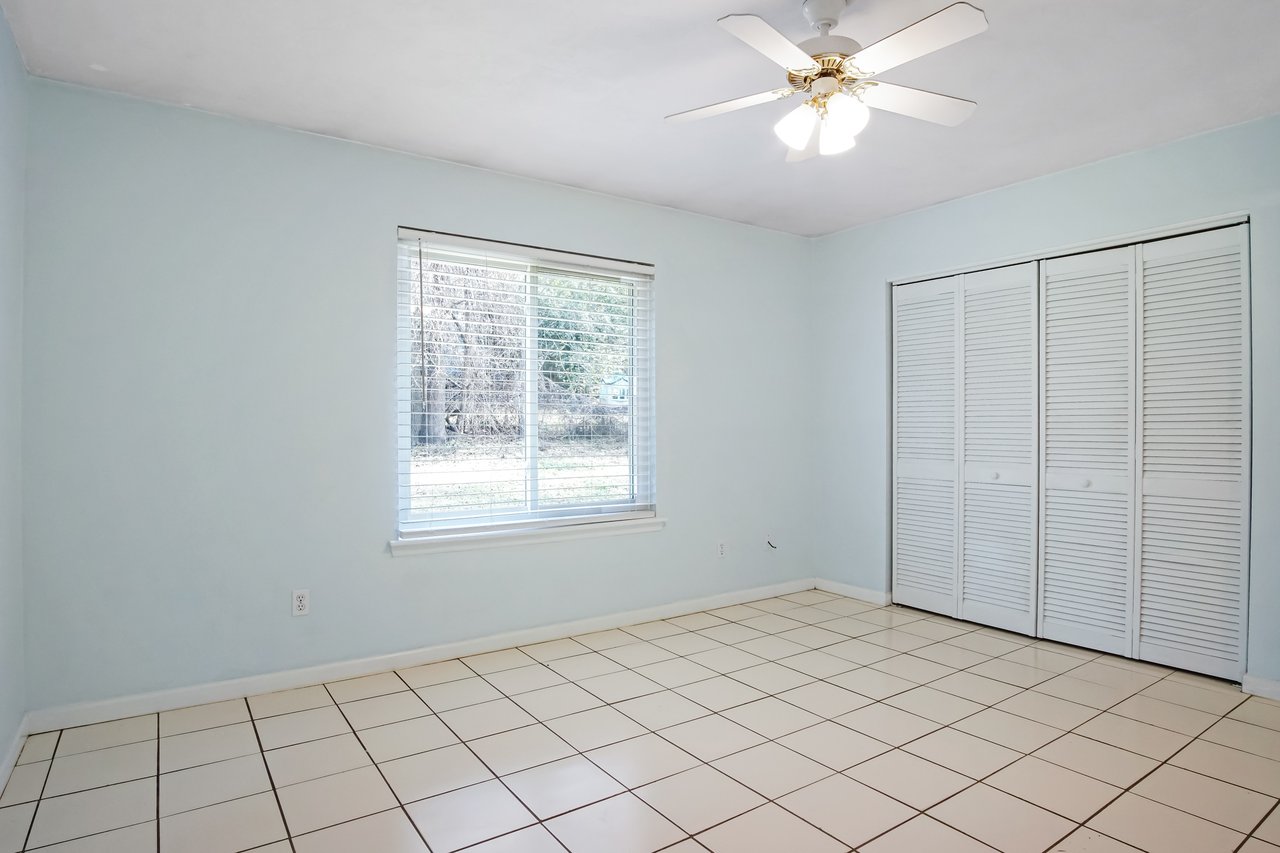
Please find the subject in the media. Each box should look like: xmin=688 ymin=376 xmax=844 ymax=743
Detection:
xmin=812 ymin=115 xmax=1280 ymax=683
xmin=17 ymin=76 xmax=1280 ymax=712
xmin=22 ymin=81 xmax=818 ymax=709
xmin=0 ymin=14 xmax=26 ymax=747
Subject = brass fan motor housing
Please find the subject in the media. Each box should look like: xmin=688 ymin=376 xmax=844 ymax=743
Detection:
xmin=787 ymin=53 xmax=848 ymax=88
xmin=787 ymin=53 xmax=870 ymax=105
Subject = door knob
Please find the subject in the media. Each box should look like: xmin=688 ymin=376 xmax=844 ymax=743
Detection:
xmin=991 ymin=472 xmax=1000 ymax=480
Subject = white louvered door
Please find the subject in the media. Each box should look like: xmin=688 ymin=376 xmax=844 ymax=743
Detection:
xmin=892 ymin=225 xmax=1250 ymax=679
xmin=959 ymin=264 xmax=1039 ymax=634
xmin=1136 ymin=226 xmax=1250 ymax=679
xmin=892 ymin=277 xmax=960 ymax=616
xmin=1039 ymin=247 xmax=1136 ymax=655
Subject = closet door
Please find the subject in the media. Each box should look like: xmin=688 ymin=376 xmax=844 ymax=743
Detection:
xmin=1039 ymin=248 xmax=1135 ymax=655
xmin=959 ymin=264 xmax=1038 ymax=634
xmin=1136 ymin=226 xmax=1249 ymax=679
xmin=892 ymin=277 xmax=960 ymax=615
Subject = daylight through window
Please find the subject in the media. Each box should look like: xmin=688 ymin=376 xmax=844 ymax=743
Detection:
xmin=396 ymin=229 xmax=655 ymax=537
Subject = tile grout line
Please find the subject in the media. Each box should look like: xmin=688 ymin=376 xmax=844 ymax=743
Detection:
xmin=1051 ymin=710 xmax=1230 ymax=851
xmin=809 ymin=652 xmax=1114 ymax=849
xmin=633 ymin=598 xmax=1051 ymax=849
xmin=453 ymin=640 xmax=798 ymax=840
xmin=964 ymin=665 xmax=1254 ymax=850
xmin=1240 ymin=800 xmax=1279 ymax=852
xmin=155 ymin=714 xmax=160 ymax=853
xmin=248 ymin=696 xmax=299 ymax=853
xmin=19 ymin=729 xmax=60 ymax=852
xmin=395 ymin=662 xmax=579 ymax=851
xmin=318 ymin=679 xmax=436 ymax=852
xmin=409 ymin=618 xmax=857 ymax=849
xmin=836 ymin=661 xmax=1208 ymax=850
xmin=595 ymin=604 xmax=1266 ymax=849
xmin=458 ymin=603 xmax=951 ymax=848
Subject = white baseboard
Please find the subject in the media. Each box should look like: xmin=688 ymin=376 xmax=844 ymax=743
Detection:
xmin=20 ymin=575 xmax=1276 ymax=733
xmin=1243 ymin=674 xmax=1280 ymax=701
xmin=814 ymin=578 xmax=891 ymax=606
xmin=28 ymin=577 xmax=838 ymax=732
xmin=1 ymin=713 xmax=30 ymax=791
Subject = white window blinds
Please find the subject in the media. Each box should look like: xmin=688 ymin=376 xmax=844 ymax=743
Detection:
xmin=396 ymin=228 xmax=656 ymax=537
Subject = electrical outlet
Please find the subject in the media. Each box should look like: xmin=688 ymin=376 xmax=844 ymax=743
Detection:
xmin=717 ymin=542 xmax=727 ymax=559
xmin=292 ymin=589 xmax=310 ymax=616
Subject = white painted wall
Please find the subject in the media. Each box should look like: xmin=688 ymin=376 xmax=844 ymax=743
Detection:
xmin=0 ymin=14 xmax=27 ymax=755
xmin=812 ymin=114 xmax=1280 ymax=684
xmin=22 ymin=81 xmax=818 ymax=710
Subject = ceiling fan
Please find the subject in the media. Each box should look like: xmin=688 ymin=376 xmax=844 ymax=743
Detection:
xmin=666 ymin=0 xmax=988 ymax=160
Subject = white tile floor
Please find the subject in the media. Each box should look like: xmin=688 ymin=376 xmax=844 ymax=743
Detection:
xmin=2 ymin=589 xmax=1278 ymax=852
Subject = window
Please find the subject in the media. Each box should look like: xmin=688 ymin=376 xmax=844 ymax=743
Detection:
xmin=396 ymin=228 xmax=656 ymax=543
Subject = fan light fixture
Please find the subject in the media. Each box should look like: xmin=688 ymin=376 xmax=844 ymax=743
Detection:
xmin=774 ymin=91 xmax=870 ymax=155
xmin=665 ymin=1 xmax=988 ymax=163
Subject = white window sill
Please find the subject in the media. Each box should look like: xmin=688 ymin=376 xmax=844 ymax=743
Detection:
xmin=390 ymin=516 xmax=667 ymax=556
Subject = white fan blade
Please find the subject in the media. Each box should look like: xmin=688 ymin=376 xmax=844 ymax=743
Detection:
xmin=786 ymin=130 xmax=820 ymax=162
xmin=665 ymin=88 xmax=797 ymax=123
xmin=846 ymin=3 xmax=988 ymax=77
xmin=718 ymin=14 xmax=819 ymax=72
xmin=859 ymin=82 xmax=977 ymax=126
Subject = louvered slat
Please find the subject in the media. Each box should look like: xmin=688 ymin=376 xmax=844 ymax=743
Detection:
xmin=893 ymin=277 xmax=958 ymax=615
xmin=964 ymin=482 xmax=1034 ymax=612
xmin=1136 ymin=227 xmax=1248 ymax=679
xmin=1041 ymin=489 xmax=1130 ymax=648
xmin=1039 ymin=247 xmax=1133 ymax=655
xmin=896 ymin=478 xmax=956 ymax=597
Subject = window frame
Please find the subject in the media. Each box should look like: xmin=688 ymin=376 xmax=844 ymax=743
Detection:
xmin=392 ymin=227 xmax=659 ymax=551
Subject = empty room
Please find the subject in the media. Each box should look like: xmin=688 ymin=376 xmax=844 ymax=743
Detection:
xmin=0 ymin=0 xmax=1277 ymax=851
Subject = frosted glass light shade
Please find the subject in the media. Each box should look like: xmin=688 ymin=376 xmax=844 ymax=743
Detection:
xmin=774 ymin=103 xmax=818 ymax=151
xmin=819 ymin=93 xmax=870 ymax=156
xmin=826 ymin=93 xmax=871 ymax=135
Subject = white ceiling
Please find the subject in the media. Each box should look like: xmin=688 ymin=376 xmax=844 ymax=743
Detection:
xmin=4 ymin=0 xmax=1280 ymax=236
